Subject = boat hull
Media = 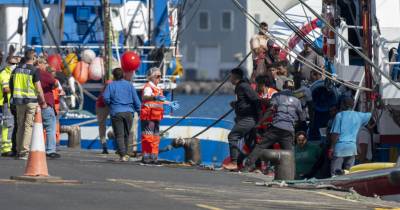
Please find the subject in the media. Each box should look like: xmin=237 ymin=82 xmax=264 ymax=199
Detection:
xmin=59 ymin=116 xmax=232 ymax=167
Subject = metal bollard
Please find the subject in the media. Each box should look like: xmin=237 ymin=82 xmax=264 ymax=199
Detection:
xmin=60 ymin=125 xmax=81 ymax=148
xmin=258 ymin=149 xmax=295 ymax=180
xmin=171 ymin=138 xmax=202 ymax=165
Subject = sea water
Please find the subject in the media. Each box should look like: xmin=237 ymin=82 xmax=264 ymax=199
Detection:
xmin=172 ymin=94 xmax=235 ymax=122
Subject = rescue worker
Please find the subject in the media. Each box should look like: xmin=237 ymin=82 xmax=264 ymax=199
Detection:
xmin=329 ymin=98 xmax=372 ymax=176
xmin=223 ymin=68 xmax=259 ymax=170
xmin=250 ymin=22 xmax=269 ymax=81
xmin=0 ymin=56 xmax=18 ymax=156
xmin=243 ymin=79 xmax=306 ymax=172
xmin=140 ymin=67 xmax=179 ymax=164
xmin=103 ymin=68 xmax=141 ymax=162
xmin=10 ymin=49 xmax=47 ymax=160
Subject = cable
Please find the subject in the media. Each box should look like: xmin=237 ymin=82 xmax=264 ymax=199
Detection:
xmin=262 ymin=0 xmax=322 ymax=55
xmin=177 ymin=0 xmax=202 ymax=36
xmin=231 ymin=0 xmax=371 ymax=92
xmin=296 ymin=0 xmax=400 ymax=91
xmin=160 ymin=51 xmax=252 ymax=136
xmin=191 ymin=108 xmax=233 ymax=139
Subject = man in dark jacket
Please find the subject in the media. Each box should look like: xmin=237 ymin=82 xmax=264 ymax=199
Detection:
xmin=223 ymin=68 xmax=259 ymax=170
xmin=243 ymin=79 xmax=306 ymax=171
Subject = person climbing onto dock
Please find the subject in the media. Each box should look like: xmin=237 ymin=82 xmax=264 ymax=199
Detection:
xmin=223 ymin=67 xmax=259 ymax=171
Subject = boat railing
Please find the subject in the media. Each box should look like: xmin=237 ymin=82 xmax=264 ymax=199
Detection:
xmin=337 ymin=21 xmax=364 ymax=65
xmin=377 ymin=37 xmax=400 ymax=101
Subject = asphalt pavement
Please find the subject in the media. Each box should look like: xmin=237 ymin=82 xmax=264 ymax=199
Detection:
xmin=0 ymin=148 xmax=399 ymax=210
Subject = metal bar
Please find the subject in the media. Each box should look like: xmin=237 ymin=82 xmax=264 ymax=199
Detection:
xmin=353 ymin=71 xmax=365 ymax=110
xmin=34 ymin=0 xmax=72 ymax=77
xmin=361 ymin=0 xmax=373 ymax=111
xmin=103 ymin=0 xmax=112 ymax=80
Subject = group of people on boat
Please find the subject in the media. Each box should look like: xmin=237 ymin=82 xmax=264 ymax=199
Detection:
xmin=222 ymin=22 xmax=377 ymax=179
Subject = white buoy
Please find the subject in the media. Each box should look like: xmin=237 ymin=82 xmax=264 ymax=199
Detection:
xmin=89 ymin=57 xmax=105 ymax=80
xmin=81 ymin=49 xmax=96 ymax=64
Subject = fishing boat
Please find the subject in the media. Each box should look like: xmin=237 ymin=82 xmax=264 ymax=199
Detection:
xmin=2 ymin=0 xmax=400 ymax=200
xmin=255 ymin=0 xmax=400 ymax=201
xmin=0 ymin=0 xmax=233 ymax=166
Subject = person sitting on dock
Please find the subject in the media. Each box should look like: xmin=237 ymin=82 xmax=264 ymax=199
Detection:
xmin=294 ymin=131 xmax=321 ymax=179
xmin=103 ymin=68 xmax=141 ymax=162
xmin=329 ymin=97 xmax=372 ymax=176
xmin=224 ymin=68 xmax=259 ymax=171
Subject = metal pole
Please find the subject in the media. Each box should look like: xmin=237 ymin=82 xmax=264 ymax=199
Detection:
xmin=103 ymin=0 xmax=112 ymax=81
xmin=361 ymin=0 xmax=373 ymax=111
xmin=34 ymin=0 xmax=72 ymax=77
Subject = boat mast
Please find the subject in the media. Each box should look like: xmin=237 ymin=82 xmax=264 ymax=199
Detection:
xmin=103 ymin=0 xmax=112 ymax=81
xmin=361 ymin=0 xmax=373 ymax=111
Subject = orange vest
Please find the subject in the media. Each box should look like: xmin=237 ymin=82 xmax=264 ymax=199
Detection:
xmin=140 ymin=82 xmax=164 ymax=121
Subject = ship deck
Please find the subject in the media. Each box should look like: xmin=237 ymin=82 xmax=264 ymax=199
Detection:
xmin=0 ymin=148 xmax=399 ymax=210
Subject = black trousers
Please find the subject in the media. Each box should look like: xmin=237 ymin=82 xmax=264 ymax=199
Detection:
xmin=246 ymin=126 xmax=294 ymax=167
xmin=111 ymin=112 xmax=133 ymax=157
xmin=228 ymin=117 xmax=256 ymax=162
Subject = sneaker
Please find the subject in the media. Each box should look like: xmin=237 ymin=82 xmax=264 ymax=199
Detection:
xmin=47 ymin=153 xmax=61 ymax=159
xmin=222 ymin=162 xmax=238 ymax=171
xmin=120 ymin=155 xmax=129 ymax=162
xmin=151 ymin=159 xmax=162 ymax=166
xmin=1 ymin=151 xmax=13 ymax=157
xmin=19 ymin=155 xmax=28 ymax=160
xmin=102 ymin=148 xmax=109 ymax=154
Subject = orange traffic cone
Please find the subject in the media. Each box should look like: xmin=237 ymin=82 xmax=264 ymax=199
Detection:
xmin=24 ymin=106 xmax=48 ymax=176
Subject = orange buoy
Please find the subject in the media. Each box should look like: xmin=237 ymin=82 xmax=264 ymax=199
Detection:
xmin=89 ymin=57 xmax=105 ymax=81
xmin=47 ymin=54 xmax=63 ymax=72
xmin=121 ymin=51 xmax=141 ymax=72
xmin=73 ymin=61 xmax=89 ymax=84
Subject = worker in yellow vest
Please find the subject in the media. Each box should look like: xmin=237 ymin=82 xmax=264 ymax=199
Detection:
xmin=0 ymin=56 xmax=18 ymax=156
xmin=10 ymin=49 xmax=47 ymax=160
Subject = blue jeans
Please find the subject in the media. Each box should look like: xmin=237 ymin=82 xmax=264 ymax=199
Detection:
xmin=42 ymin=107 xmax=57 ymax=154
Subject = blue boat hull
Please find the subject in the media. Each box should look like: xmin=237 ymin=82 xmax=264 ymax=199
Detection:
xmin=60 ymin=116 xmax=233 ymax=166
